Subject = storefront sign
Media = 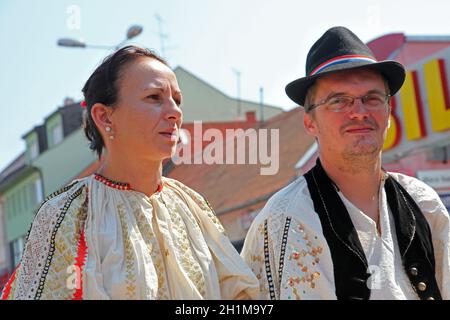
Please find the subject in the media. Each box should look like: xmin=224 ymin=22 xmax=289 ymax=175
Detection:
xmin=417 ymin=169 xmax=450 ymax=189
xmin=382 ymin=47 xmax=450 ymax=162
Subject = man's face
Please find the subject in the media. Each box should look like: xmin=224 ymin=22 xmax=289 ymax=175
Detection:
xmin=303 ymin=69 xmax=390 ymax=162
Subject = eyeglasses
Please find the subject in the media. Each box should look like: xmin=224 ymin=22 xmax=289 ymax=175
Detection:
xmin=308 ymin=92 xmax=391 ymax=113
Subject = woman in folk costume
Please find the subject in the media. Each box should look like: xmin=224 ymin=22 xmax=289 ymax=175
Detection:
xmin=2 ymin=45 xmax=259 ymax=300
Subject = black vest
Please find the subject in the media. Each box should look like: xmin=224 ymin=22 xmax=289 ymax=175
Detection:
xmin=304 ymin=160 xmax=442 ymax=300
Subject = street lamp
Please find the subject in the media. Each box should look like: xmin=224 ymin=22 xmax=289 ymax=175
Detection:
xmin=57 ymin=25 xmax=143 ymax=50
xmin=126 ymin=25 xmax=143 ymax=40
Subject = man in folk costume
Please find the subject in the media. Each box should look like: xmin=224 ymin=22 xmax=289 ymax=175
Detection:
xmin=242 ymin=26 xmax=450 ymax=300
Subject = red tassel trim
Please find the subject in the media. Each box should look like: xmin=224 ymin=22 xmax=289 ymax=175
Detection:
xmin=72 ymin=229 xmax=88 ymax=300
xmin=1 ymin=263 xmax=20 ymax=300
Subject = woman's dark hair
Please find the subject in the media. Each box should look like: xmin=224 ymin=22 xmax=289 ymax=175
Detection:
xmin=82 ymin=45 xmax=168 ymax=157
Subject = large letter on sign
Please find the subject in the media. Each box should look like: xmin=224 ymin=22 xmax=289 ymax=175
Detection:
xmin=424 ymin=59 xmax=450 ymax=132
xmin=383 ymin=96 xmax=401 ymax=151
xmin=400 ymin=70 xmax=426 ymax=140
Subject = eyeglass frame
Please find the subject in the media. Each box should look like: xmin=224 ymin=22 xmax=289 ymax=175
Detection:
xmin=306 ymin=91 xmax=391 ymax=113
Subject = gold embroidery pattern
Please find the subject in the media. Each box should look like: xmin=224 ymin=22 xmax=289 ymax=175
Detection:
xmin=247 ymin=221 xmax=270 ymax=298
xmin=117 ymin=203 xmax=137 ymax=299
xmin=42 ymin=190 xmax=88 ymax=299
xmin=257 ymin=222 xmax=265 ymax=235
xmin=250 ymin=252 xmax=270 ymax=297
xmin=285 ymin=222 xmax=323 ymax=300
xmin=165 ymin=178 xmax=226 ymax=235
xmin=204 ymin=204 xmax=226 ymax=235
xmin=131 ymin=201 xmax=169 ymax=300
xmin=161 ymin=190 xmax=206 ymax=296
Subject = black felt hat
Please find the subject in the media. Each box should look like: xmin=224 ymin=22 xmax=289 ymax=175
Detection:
xmin=285 ymin=26 xmax=406 ymax=107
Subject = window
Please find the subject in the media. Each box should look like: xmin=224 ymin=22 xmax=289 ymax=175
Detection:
xmin=18 ymin=188 xmax=24 ymax=213
xmin=6 ymin=199 xmax=12 ymax=220
xmin=7 ymin=196 xmax=14 ymax=219
xmin=27 ymin=183 xmax=33 ymax=207
xmin=13 ymin=193 xmax=19 ymax=217
xmin=34 ymin=179 xmax=43 ymax=204
xmin=46 ymin=114 xmax=64 ymax=147
xmin=51 ymin=124 xmax=63 ymax=145
xmin=29 ymin=141 xmax=39 ymax=160
xmin=10 ymin=237 xmax=25 ymax=267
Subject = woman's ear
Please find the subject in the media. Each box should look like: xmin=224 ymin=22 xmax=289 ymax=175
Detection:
xmin=90 ymin=103 xmax=113 ymax=133
xmin=303 ymin=112 xmax=319 ymax=137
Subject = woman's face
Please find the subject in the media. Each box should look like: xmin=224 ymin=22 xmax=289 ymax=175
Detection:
xmin=109 ymin=57 xmax=183 ymax=161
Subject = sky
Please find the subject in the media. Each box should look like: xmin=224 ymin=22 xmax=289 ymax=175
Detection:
xmin=1 ymin=0 xmax=450 ymax=172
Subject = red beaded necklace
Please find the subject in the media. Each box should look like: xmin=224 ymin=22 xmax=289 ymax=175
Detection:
xmin=94 ymin=173 xmax=163 ymax=193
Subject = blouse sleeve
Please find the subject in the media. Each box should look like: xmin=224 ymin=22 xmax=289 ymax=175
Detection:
xmin=1 ymin=182 xmax=88 ymax=300
xmin=195 ymin=198 xmax=260 ymax=300
xmin=165 ymin=178 xmax=260 ymax=299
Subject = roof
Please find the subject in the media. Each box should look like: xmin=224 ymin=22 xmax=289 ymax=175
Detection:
xmin=367 ymin=33 xmax=450 ymax=66
xmin=167 ymin=107 xmax=315 ymax=215
xmin=21 ymin=101 xmax=82 ymax=139
xmin=0 ymin=152 xmax=35 ymax=192
xmin=0 ymin=153 xmax=26 ymax=182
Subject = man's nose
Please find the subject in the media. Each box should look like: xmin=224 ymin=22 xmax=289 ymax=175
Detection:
xmin=348 ymin=98 xmax=370 ymax=118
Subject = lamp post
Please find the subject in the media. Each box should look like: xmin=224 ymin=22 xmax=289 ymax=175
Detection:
xmin=57 ymin=25 xmax=143 ymax=50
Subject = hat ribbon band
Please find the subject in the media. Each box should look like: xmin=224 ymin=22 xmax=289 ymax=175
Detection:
xmin=309 ymin=55 xmax=378 ymax=76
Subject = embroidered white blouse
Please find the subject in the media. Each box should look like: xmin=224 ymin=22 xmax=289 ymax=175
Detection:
xmin=241 ymin=172 xmax=450 ymax=300
xmin=2 ymin=175 xmax=259 ymax=300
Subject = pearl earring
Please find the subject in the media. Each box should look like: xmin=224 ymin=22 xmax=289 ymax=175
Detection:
xmin=105 ymin=126 xmax=114 ymax=140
